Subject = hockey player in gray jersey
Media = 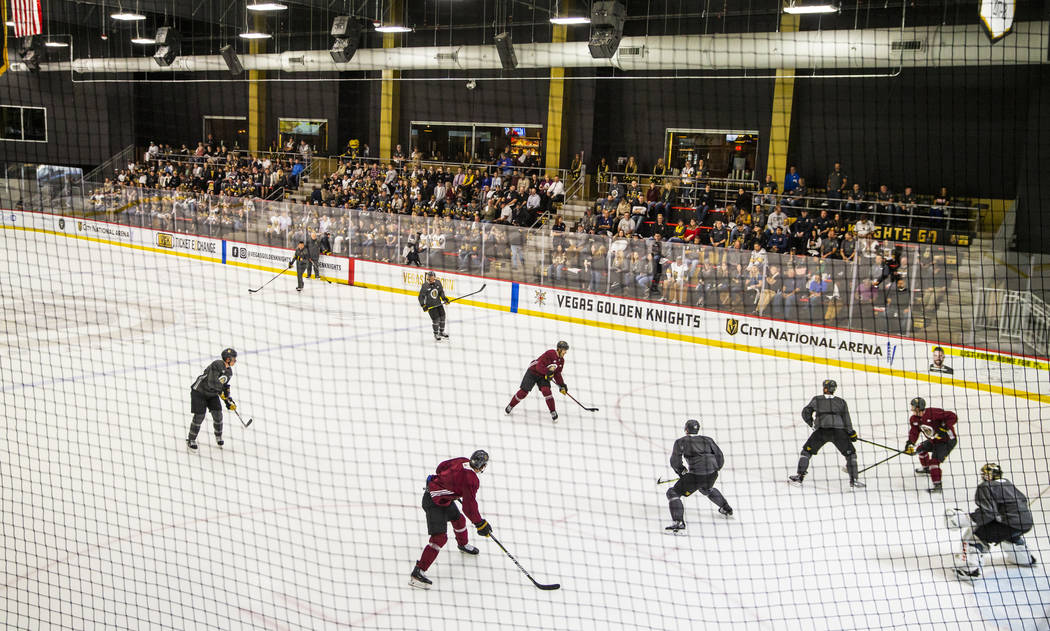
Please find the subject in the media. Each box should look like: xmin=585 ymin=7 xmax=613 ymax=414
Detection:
xmin=953 ymin=463 xmax=1037 ymax=578
xmin=665 ymin=419 xmax=732 ymax=532
xmin=789 ymin=379 xmax=865 ymax=488
xmin=418 ymin=271 xmax=450 ymax=341
xmin=186 ymin=348 xmax=237 ymax=450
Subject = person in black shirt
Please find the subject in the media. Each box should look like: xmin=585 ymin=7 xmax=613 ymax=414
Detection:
xmin=665 ymin=419 xmax=732 ymax=532
xmin=789 ymin=379 xmax=864 ymax=488
xmin=187 ymin=348 xmax=238 ymax=450
xmin=289 ymin=241 xmax=309 ymax=292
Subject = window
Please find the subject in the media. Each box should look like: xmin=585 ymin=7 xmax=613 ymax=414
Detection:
xmin=0 ymin=105 xmax=47 ymax=142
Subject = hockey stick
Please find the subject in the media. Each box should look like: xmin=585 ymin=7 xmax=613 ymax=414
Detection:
xmin=857 ymin=451 xmax=901 ymax=474
xmin=857 ymin=437 xmax=904 ymax=453
xmin=248 ymin=268 xmax=288 ymax=294
xmin=566 ymin=392 xmax=599 ymax=412
xmin=424 ymin=283 xmax=487 ymax=311
xmin=657 ymin=476 xmax=679 ymax=485
xmin=231 ymin=408 xmax=254 ymax=427
xmin=488 ymin=533 xmax=560 ymax=591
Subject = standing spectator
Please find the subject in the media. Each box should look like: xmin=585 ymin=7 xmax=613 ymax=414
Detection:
xmin=410 ymin=450 xmax=492 ymax=590
xmin=954 ymin=463 xmax=1037 ymax=579
xmin=825 ymin=162 xmax=848 ymax=206
xmin=664 ymin=419 xmax=733 ymax=533
xmin=783 ymin=165 xmax=801 ymax=193
xmin=789 ymin=379 xmax=864 ymax=488
xmin=649 ymin=232 xmax=666 ymax=296
xmin=931 ymin=186 xmax=951 ymax=229
xmin=903 ymin=397 xmax=958 ymax=493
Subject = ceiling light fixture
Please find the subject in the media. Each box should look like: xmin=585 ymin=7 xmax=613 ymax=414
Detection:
xmin=131 ymin=36 xmax=156 ymax=44
xmin=246 ymin=2 xmax=288 ymax=11
xmin=549 ymin=16 xmax=591 ymax=25
xmin=783 ymin=1 xmax=839 ymax=14
xmin=111 ymin=12 xmax=146 ymax=21
xmin=44 ymin=41 xmax=69 ymax=47
xmin=374 ymin=24 xmax=412 ymax=33
xmin=238 ymin=31 xmax=272 ymax=39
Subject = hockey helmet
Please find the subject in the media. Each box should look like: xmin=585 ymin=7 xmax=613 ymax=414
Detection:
xmin=221 ymin=348 xmax=238 ymax=361
xmin=980 ymin=462 xmax=1002 ymax=481
xmin=822 ymin=379 xmax=837 ymax=395
xmin=557 ymin=341 xmax=570 ymax=351
xmin=469 ymin=449 xmax=489 ymax=472
xmin=910 ymin=397 xmax=926 ymax=412
xmin=684 ymin=419 xmax=700 ymax=435
xmin=425 ymin=270 xmax=437 ymax=280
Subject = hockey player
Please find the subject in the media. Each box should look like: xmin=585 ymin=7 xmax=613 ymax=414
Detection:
xmin=953 ymin=463 xmax=1037 ymax=578
xmin=288 ymin=241 xmax=309 ymax=292
xmin=665 ymin=419 xmax=732 ymax=533
xmin=418 ymin=271 xmax=450 ymax=341
xmin=903 ymin=397 xmax=958 ymax=493
xmin=788 ymin=379 xmax=865 ymax=488
xmin=187 ymin=348 xmax=237 ymax=450
xmin=505 ymin=341 xmax=569 ymax=422
xmin=411 ymin=450 xmax=493 ymax=589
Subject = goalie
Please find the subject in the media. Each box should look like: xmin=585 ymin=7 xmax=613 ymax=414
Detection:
xmin=947 ymin=463 xmax=1037 ymax=579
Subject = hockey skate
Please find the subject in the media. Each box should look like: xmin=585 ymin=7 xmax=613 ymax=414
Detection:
xmin=458 ymin=544 xmax=479 ymax=555
xmin=719 ymin=506 xmax=734 ymax=517
xmin=550 ymin=410 xmax=559 ymax=423
xmin=927 ymin=483 xmax=943 ymax=494
xmin=440 ymin=331 xmax=449 ymax=339
xmin=186 ymin=438 xmax=198 ymax=450
xmin=788 ymin=474 xmax=805 ymax=486
xmin=409 ymin=566 xmax=432 ymax=589
xmin=215 ymin=434 xmax=224 ymax=448
xmin=955 ymin=567 xmax=980 ymax=579
xmin=915 ymin=466 xmax=930 ymax=475
xmin=504 ymin=405 xmax=513 ymax=415
xmin=665 ymin=521 xmax=686 ymax=533
xmin=434 ymin=332 xmax=442 ymax=341
xmin=850 ymin=479 xmax=866 ymax=489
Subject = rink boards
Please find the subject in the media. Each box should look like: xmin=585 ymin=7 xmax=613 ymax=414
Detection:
xmin=3 ymin=207 xmax=1047 ymax=404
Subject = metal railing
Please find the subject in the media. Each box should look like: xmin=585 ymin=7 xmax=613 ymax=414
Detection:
xmin=82 ymin=144 xmax=137 ymax=187
xmin=973 ymin=289 xmax=1050 ymax=358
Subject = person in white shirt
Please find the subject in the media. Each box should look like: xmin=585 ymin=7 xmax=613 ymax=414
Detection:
xmin=547 ymin=176 xmax=565 ymax=202
xmin=854 ymin=215 xmax=876 ymax=257
xmin=767 ymin=206 xmax=789 ymax=233
xmin=526 ymin=188 xmax=542 ymax=212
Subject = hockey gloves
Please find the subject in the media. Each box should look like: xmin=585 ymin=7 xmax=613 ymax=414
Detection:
xmin=287 ymin=260 xmax=294 ymax=269
xmin=848 ymin=431 xmax=858 ymax=442
xmin=904 ymin=442 xmax=916 ymax=456
xmin=475 ymin=520 xmax=492 ymax=537
xmin=220 ymin=391 xmax=237 ymax=411
xmin=559 ymin=385 xmax=568 ymax=395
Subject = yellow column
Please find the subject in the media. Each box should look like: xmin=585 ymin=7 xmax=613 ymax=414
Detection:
xmin=544 ymin=16 xmax=568 ymax=175
xmin=765 ymin=14 xmax=799 ymax=184
xmin=0 ymin=1 xmax=8 ymax=78
xmin=378 ymin=1 xmax=403 ymax=160
xmin=248 ymin=14 xmax=268 ymax=154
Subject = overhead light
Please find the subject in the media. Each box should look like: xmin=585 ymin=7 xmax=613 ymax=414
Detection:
xmin=238 ymin=31 xmax=272 ymax=39
xmin=44 ymin=41 xmax=69 ymax=48
xmin=111 ymin=12 xmax=146 ymax=21
xmin=131 ymin=37 xmax=155 ymax=44
xmin=783 ymin=1 xmax=839 ymax=14
xmin=374 ymin=24 xmax=412 ymax=33
xmin=549 ymin=16 xmax=591 ymax=25
xmin=246 ymin=2 xmax=287 ymax=11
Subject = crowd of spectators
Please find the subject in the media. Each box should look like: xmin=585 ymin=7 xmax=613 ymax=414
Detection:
xmin=84 ymin=142 xmax=959 ymax=336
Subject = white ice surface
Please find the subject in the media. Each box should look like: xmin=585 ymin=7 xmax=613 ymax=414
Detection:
xmin=1 ymin=229 xmax=1048 ymax=630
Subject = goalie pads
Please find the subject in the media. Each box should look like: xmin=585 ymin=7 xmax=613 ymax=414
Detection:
xmin=945 ymin=508 xmax=972 ymax=530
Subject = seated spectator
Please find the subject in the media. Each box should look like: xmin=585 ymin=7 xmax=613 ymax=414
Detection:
xmin=930 ymin=186 xmax=950 ymax=229
xmin=756 ymin=264 xmax=782 ymax=316
xmin=839 ymin=231 xmax=857 ymax=261
xmin=708 ymin=220 xmax=728 ymax=248
xmin=682 ymin=218 xmax=702 ymax=244
xmin=783 ymin=166 xmax=801 ymax=194
xmin=767 ymin=227 xmax=790 ymax=253
xmin=820 ymin=228 xmax=840 ymax=258
xmin=805 ymin=229 xmax=822 ymax=257
xmin=854 ymin=214 xmax=876 ymax=257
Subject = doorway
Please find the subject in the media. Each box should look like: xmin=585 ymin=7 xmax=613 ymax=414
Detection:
xmin=202 ymin=116 xmax=248 ymax=151
xmin=666 ymin=129 xmax=760 ymax=180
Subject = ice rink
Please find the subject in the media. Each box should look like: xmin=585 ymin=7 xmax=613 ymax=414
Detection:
xmin=2 ymin=227 xmax=1048 ymax=630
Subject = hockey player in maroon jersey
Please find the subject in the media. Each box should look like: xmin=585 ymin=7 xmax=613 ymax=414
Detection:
xmin=410 ymin=450 xmax=493 ymax=590
xmin=903 ymin=397 xmax=958 ymax=493
xmin=504 ymin=341 xmax=569 ymax=422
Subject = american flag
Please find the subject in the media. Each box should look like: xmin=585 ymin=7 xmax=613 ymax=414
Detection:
xmin=10 ymin=0 xmax=43 ymax=38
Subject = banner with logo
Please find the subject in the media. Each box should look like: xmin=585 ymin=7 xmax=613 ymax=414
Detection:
xmin=352 ymin=259 xmax=510 ymax=308
xmin=152 ymin=231 xmax=222 ymax=260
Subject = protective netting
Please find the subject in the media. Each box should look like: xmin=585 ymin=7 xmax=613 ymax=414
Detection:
xmin=1 ymin=1 xmax=1049 ymax=629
